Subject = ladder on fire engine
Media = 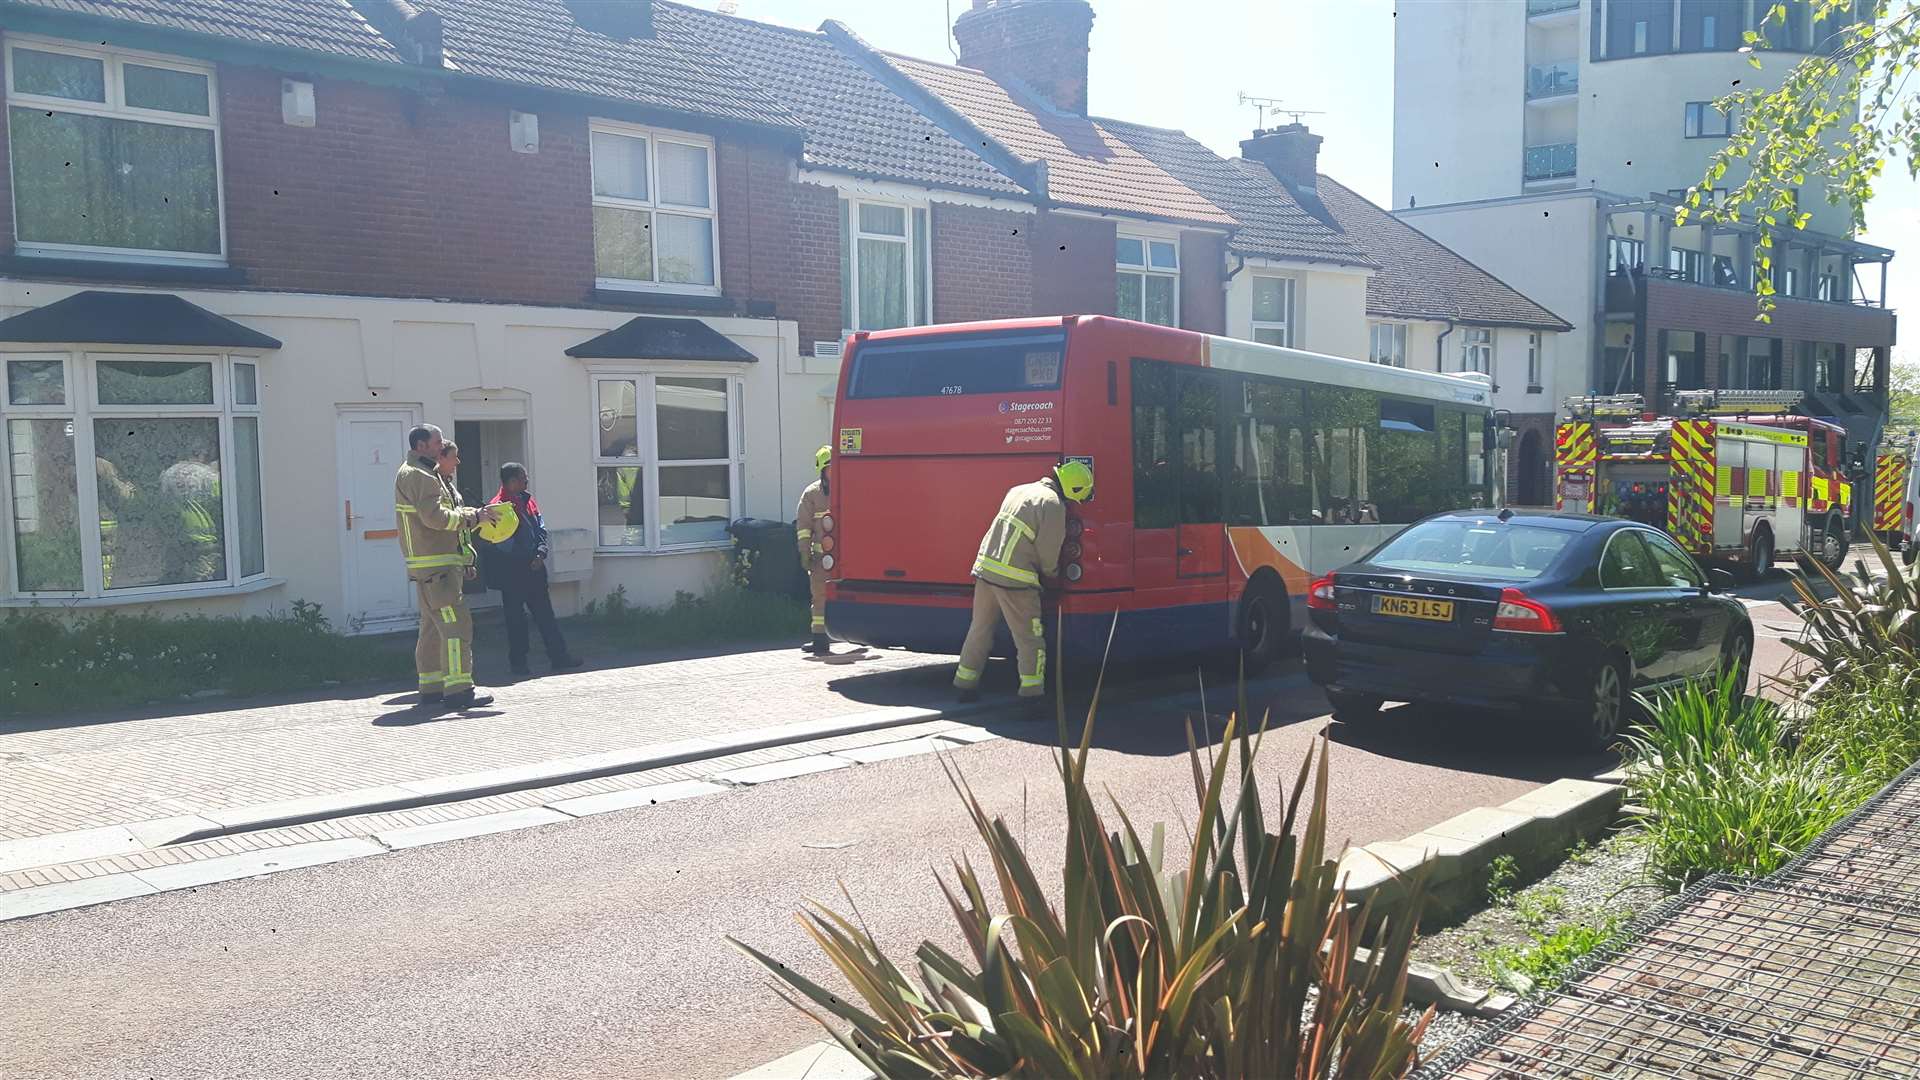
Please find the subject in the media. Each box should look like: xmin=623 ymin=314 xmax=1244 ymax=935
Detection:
xmin=1669 ymin=389 xmax=1807 ymax=416
xmin=1562 ymin=394 xmax=1648 ymax=421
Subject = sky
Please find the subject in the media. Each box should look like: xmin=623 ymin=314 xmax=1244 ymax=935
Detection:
xmin=682 ymin=0 xmax=1916 ymax=359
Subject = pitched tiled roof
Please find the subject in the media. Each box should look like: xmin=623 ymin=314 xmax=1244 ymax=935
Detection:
xmin=877 ymin=54 xmax=1233 ymax=226
xmin=1315 ymin=176 xmax=1573 ymax=331
xmin=660 ymin=4 xmax=1026 ymax=196
xmin=8 ymin=0 xmax=408 ymax=64
xmin=1100 ymin=119 xmax=1374 ymax=269
xmin=423 ymin=0 xmax=795 ymax=128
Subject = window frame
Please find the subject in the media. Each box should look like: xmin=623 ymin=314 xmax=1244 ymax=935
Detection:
xmin=588 ymin=119 xmax=722 ymax=297
xmin=4 ymin=34 xmax=227 ymax=266
xmin=1117 ymin=232 xmax=1181 ymax=328
xmin=1368 ymin=321 xmax=1408 ymax=368
xmin=1250 ymin=274 xmax=1297 ymax=347
xmin=1684 ymin=101 xmax=1734 ymax=139
xmin=588 ymin=369 xmax=746 ymax=554
xmin=1598 ymin=528 xmax=1666 ymax=590
xmin=0 ymin=348 xmax=269 ymax=599
xmin=1527 ymin=331 xmax=1543 ymax=390
xmin=841 ymin=195 xmax=931 ymax=334
xmin=1459 ymin=327 xmax=1494 ymax=375
xmin=1634 ymin=528 xmax=1705 ymax=589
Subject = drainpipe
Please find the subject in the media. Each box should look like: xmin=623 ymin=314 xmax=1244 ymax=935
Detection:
xmin=1436 ymin=320 xmax=1456 ymax=374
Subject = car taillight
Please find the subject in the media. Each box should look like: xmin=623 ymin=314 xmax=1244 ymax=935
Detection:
xmin=1307 ymin=574 xmax=1337 ymax=611
xmin=1493 ymin=588 xmax=1562 ymax=634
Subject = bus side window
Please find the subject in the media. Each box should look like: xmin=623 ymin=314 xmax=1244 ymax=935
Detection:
xmin=1177 ymin=368 xmax=1226 ymax=525
xmin=1232 ymin=378 xmax=1309 ymax=526
xmin=1308 ymin=388 xmax=1375 ymax=524
xmin=1131 ymin=359 xmax=1177 ymax=530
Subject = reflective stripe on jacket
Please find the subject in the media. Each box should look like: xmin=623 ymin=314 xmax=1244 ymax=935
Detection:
xmin=795 ymin=479 xmax=828 ymax=565
xmin=972 ymin=478 xmax=1066 ymax=590
xmin=395 ymin=458 xmax=479 ymax=580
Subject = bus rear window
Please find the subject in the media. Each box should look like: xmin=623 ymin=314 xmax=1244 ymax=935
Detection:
xmin=847 ymin=330 xmax=1066 ymax=399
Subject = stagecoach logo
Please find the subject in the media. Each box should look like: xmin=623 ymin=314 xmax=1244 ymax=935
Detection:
xmin=999 ymin=400 xmax=1055 ymax=415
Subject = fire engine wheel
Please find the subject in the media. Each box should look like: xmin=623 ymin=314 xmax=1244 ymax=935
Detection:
xmin=1818 ymin=520 xmax=1848 ymax=570
xmin=1744 ymin=530 xmax=1774 ymax=585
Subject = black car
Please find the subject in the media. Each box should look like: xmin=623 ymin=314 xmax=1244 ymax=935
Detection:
xmin=1301 ymin=510 xmax=1753 ymax=751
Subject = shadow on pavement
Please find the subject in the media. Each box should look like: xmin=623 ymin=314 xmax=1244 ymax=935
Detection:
xmin=1328 ymin=703 xmax=1617 ymax=783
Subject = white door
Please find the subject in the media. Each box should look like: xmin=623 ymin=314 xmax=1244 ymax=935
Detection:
xmin=337 ymin=407 xmax=420 ymax=634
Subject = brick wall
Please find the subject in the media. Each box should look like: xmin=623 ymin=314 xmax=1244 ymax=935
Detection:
xmin=1645 ymin=277 xmax=1896 ymax=349
xmin=931 ymin=202 xmax=1033 ymax=323
xmin=774 ymin=180 xmax=844 ymax=352
xmin=951 ymin=0 xmax=1095 ymax=116
xmin=1178 ymin=230 xmax=1225 ymax=334
xmin=1029 ymin=211 xmax=1113 ymax=317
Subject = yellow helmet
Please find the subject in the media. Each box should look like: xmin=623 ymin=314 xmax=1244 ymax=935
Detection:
xmin=815 ymin=445 xmax=832 ymax=471
xmin=1054 ymin=459 xmax=1094 ymax=502
xmin=477 ymin=501 xmax=519 ymax=545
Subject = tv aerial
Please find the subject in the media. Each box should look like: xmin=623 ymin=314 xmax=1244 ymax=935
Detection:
xmin=1237 ymin=92 xmax=1324 ymax=130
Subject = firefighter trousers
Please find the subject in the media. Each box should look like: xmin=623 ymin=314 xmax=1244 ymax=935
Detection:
xmin=807 ymin=563 xmax=828 ymax=636
xmin=414 ymin=568 xmax=475 ymax=695
xmin=954 ymin=579 xmax=1046 ymax=697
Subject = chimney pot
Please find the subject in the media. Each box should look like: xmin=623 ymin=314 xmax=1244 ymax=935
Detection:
xmin=1241 ymin=123 xmax=1323 ymax=192
xmin=953 ymin=0 xmax=1095 ymax=115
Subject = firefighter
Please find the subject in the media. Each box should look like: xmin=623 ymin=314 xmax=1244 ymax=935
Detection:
xmin=396 ymin=424 xmax=499 ymax=710
xmin=953 ymin=459 xmax=1094 ymax=703
xmin=795 ymin=446 xmax=833 ymax=655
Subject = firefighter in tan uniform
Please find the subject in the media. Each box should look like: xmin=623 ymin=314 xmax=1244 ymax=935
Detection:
xmin=954 ymin=460 xmax=1093 ymax=702
xmin=395 ymin=424 xmax=499 ymax=709
xmin=795 ymin=446 xmax=834 ymax=655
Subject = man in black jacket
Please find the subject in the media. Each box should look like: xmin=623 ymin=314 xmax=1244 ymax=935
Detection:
xmin=477 ymin=463 xmax=583 ymax=676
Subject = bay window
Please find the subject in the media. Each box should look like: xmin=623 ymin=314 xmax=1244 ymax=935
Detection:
xmin=590 ymin=122 xmax=719 ymax=293
xmin=840 ymin=199 xmax=931 ymax=332
xmin=1117 ymin=235 xmax=1179 ymax=327
xmin=1251 ymin=277 xmax=1296 ymax=346
xmin=591 ymin=373 xmax=744 ymax=551
xmin=5 ymin=37 xmax=223 ymax=263
xmin=1368 ymin=322 xmax=1407 ymax=367
xmin=2 ymin=352 xmax=266 ymax=597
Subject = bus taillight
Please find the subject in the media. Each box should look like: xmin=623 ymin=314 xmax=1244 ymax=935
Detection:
xmin=820 ymin=554 xmax=835 ymax=572
xmin=820 ymin=535 xmax=835 ymax=552
xmin=1064 ymin=563 xmax=1083 ymax=582
xmin=1063 ymin=541 xmax=1082 ymax=559
xmin=820 ymin=514 xmax=834 ymax=533
xmin=1066 ymin=517 xmax=1084 ymax=539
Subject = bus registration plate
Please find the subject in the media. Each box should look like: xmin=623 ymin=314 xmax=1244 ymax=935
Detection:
xmin=1372 ymin=596 xmax=1453 ymax=622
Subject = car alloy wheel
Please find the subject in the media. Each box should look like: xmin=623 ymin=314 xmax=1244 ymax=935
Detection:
xmin=1720 ymin=631 xmax=1753 ymax=698
xmin=1587 ymin=662 xmax=1626 ymax=751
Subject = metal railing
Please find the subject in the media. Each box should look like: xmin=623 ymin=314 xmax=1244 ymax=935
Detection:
xmin=1526 ymin=61 xmax=1578 ymax=98
xmin=1522 ymin=142 xmax=1576 ymax=181
xmin=1527 ymin=0 xmax=1579 ymax=15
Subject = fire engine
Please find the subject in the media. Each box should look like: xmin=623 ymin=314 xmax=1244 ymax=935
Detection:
xmin=1555 ymin=390 xmax=1854 ymax=581
xmin=1873 ymin=429 xmax=1917 ymax=565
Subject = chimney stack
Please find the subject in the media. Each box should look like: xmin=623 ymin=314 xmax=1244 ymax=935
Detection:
xmin=953 ymin=0 xmax=1095 ymax=116
xmin=564 ymin=0 xmax=654 ymax=40
xmin=1240 ymin=124 xmax=1323 ymax=192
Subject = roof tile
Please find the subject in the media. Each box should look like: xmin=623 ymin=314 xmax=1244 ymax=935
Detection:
xmin=11 ymin=0 xmax=406 ymax=64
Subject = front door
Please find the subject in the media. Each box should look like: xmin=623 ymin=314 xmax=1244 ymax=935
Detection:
xmin=337 ymin=406 xmax=420 ymax=633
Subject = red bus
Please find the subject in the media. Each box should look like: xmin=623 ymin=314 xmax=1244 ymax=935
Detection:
xmin=821 ymin=316 xmax=1498 ymax=668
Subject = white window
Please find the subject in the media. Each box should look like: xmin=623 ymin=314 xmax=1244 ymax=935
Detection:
xmin=1702 ymin=14 xmax=1718 ymax=48
xmin=590 ymin=122 xmax=719 ymax=294
xmin=1527 ymin=332 xmax=1543 ymax=389
xmin=1460 ymin=327 xmax=1493 ymax=374
xmin=1633 ymin=20 xmax=1649 ymax=53
xmin=3 ymin=351 xmax=267 ymax=597
xmin=1251 ymin=276 xmax=1296 ymax=346
xmin=1117 ymin=235 xmax=1179 ymax=327
xmin=1684 ymin=102 xmax=1733 ymax=138
xmin=1368 ymin=322 xmax=1407 ymax=367
xmin=840 ymin=199 xmax=930 ymax=332
xmin=5 ymin=37 xmax=223 ymax=264
xmin=591 ymin=373 xmax=744 ymax=551
xmin=1669 ymin=247 xmax=1704 ymax=282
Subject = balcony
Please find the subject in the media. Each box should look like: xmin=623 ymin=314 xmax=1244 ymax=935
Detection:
xmin=1523 ymin=142 xmax=1577 ymax=182
xmin=1527 ymin=0 xmax=1579 ymax=16
xmin=1526 ymin=61 xmax=1579 ymax=100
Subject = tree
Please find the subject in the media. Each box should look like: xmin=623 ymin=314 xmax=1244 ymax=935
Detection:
xmin=1678 ymin=2 xmax=1918 ymax=314
xmin=1891 ymin=358 xmax=1920 ymax=430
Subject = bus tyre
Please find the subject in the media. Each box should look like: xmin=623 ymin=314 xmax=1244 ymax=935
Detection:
xmin=1744 ymin=528 xmax=1773 ymax=584
xmin=1235 ymin=578 xmax=1289 ymax=674
xmin=1326 ymin=690 xmax=1383 ymax=725
xmin=1819 ymin=518 xmax=1847 ymax=570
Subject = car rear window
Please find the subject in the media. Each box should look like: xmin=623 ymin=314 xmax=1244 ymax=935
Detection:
xmin=847 ymin=329 xmax=1066 ymax=399
xmin=1368 ymin=520 xmax=1575 ymax=581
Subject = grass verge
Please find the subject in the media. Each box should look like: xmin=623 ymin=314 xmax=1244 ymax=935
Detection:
xmin=578 ymin=584 xmax=807 ymax=650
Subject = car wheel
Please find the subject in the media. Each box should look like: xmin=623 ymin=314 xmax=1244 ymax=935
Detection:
xmin=1575 ymin=659 xmax=1630 ymax=753
xmin=1326 ymin=690 xmax=1383 ymax=725
xmin=1905 ymin=541 xmax=1918 ymax=567
xmin=1744 ymin=529 xmax=1773 ymax=584
xmin=1718 ymin=629 xmax=1753 ymax=699
xmin=1235 ymin=578 xmax=1289 ymax=675
xmin=1819 ymin=520 xmax=1848 ymax=570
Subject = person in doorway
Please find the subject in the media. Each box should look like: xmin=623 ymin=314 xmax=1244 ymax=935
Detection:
xmin=953 ymin=459 xmax=1094 ymax=703
xmin=478 ymin=462 xmax=583 ymax=676
xmin=396 ymin=424 xmax=498 ymax=710
xmin=794 ymin=445 xmax=834 ymax=655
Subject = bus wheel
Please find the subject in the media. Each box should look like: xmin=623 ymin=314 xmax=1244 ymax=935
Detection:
xmin=1744 ymin=528 xmax=1773 ymax=584
xmin=1235 ymin=577 xmax=1289 ymax=675
xmin=1819 ymin=518 xmax=1848 ymax=570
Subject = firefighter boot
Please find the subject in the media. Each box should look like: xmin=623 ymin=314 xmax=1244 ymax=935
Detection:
xmin=445 ymin=687 xmax=496 ymax=710
xmin=809 ymin=633 xmax=832 ymax=655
